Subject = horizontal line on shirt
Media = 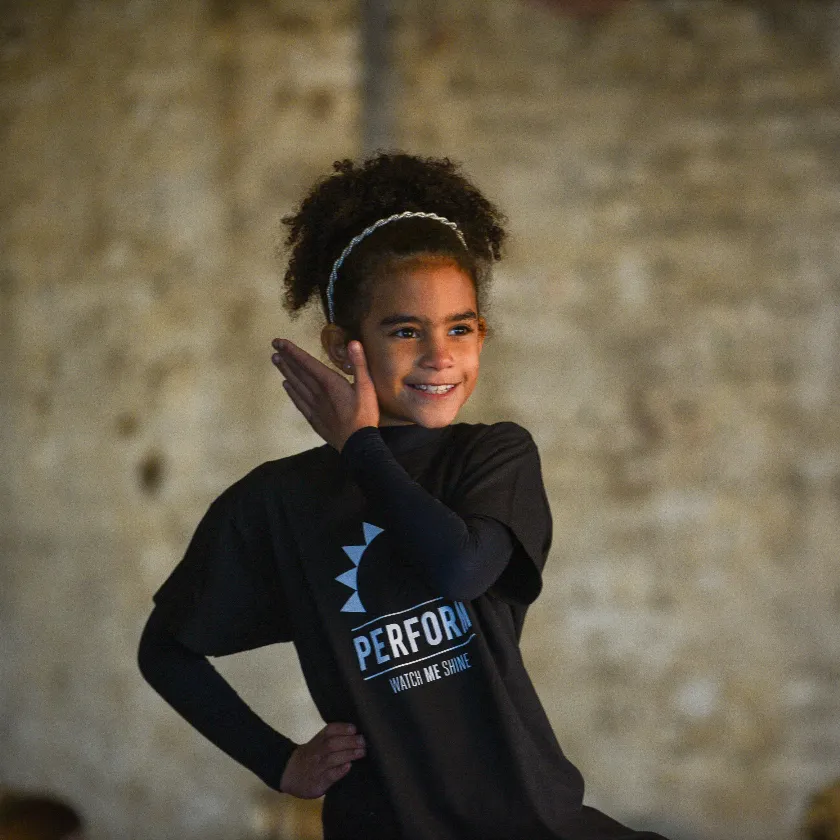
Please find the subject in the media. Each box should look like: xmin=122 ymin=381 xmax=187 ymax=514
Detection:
xmin=351 ymin=597 xmax=445 ymax=632
xmin=362 ymin=634 xmax=476 ymax=681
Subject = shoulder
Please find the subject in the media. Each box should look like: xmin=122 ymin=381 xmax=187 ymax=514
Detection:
xmin=449 ymin=421 xmax=538 ymax=457
xmin=210 ymin=443 xmax=337 ymax=517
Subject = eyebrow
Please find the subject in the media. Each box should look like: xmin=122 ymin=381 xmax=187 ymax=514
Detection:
xmin=378 ymin=310 xmax=479 ymax=327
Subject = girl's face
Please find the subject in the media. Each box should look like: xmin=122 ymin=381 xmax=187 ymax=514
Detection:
xmin=357 ymin=257 xmax=486 ymax=428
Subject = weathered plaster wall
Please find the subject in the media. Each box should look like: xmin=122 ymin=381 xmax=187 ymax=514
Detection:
xmin=2 ymin=2 xmax=839 ymax=839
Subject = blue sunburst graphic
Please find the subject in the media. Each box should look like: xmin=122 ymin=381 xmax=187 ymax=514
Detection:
xmin=335 ymin=522 xmax=384 ymax=613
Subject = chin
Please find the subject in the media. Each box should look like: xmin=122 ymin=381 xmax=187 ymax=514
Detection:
xmin=382 ymin=403 xmax=461 ymax=428
xmin=412 ymin=417 xmax=452 ymax=429
xmin=413 ymin=406 xmax=463 ymax=428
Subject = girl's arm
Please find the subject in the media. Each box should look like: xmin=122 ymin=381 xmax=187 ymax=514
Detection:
xmin=138 ymin=608 xmax=366 ymax=796
xmin=138 ymin=607 xmax=296 ymax=789
xmin=341 ymin=426 xmax=515 ymax=600
xmin=272 ymin=339 xmax=544 ymax=603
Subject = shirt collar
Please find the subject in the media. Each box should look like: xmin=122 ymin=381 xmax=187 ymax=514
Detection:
xmin=377 ymin=423 xmax=449 ymax=456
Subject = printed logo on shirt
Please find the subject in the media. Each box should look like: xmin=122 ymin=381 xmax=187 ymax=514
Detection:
xmin=334 ymin=521 xmax=477 ymax=693
xmin=351 ymin=597 xmax=475 ymax=691
xmin=335 ymin=521 xmax=384 ymax=613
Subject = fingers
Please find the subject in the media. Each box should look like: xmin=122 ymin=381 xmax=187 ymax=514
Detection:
xmin=280 ymin=722 xmax=366 ymax=799
xmin=323 ymin=722 xmax=357 ymax=736
xmin=348 ymin=342 xmax=375 ymax=401
xmin=270 ymin=339 xmax=367 ymax=450
xmin=315 ymin=724 xmax=366 ymax=767
xmin=280 ymin=376 xmax=313 ymax=422
xmin=318 ymin=724 xmax=365 ymax=752
xmin=322 ymin=746 xmax=366 ymax=768
xmin=325 ymin=762 xmax=352 ymax=785
xmin=322 ymin=733 xmax=366 ymax=755
xmin=347 ymin=340 xmax=380 ymax=429
xmin=272 ymin=344 xmax=318 ymax=402
xmin=273 ymin=339 xmax=336 ymax=391
xmin=347 ymin=340 xmax=370 ymax=380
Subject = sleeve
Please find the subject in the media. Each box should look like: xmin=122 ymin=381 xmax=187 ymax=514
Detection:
xmin=448 ymin=422 xmax=552 ymax=605
xmin=341 ymin=428 xmax=516 ymax=601
xmin=341 ymin=422 xmax=550 ymax=606
xmin=152 ymin=474 xmax=294 ymax=657
xmin=137 ymin=606 xmax=297 ymax=789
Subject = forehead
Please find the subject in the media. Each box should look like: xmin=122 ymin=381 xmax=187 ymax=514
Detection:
xmin=367 ymin=258 xmax=477 ymax=318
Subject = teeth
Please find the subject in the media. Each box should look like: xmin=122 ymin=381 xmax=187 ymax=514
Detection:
xmin=411 ymin=384 xmax=455 ymax=393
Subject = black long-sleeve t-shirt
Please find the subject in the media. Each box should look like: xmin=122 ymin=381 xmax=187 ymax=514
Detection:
xmin=136 ymin=421 xmax=657 ymax=840
xmin=138 ymin=425 xmax=516 ymax=788
xmin=139 ymin=422 xmax=672 ymax=840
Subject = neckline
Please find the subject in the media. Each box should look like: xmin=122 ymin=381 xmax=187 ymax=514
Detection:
xmin=377 ymin=423 xmax=449 ymax=456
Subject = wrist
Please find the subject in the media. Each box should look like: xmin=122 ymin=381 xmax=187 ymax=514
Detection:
xmin=277 ymin=742 xmax=301 ymax=792
xmin=338 ymin=425 xmax=380 ymax=454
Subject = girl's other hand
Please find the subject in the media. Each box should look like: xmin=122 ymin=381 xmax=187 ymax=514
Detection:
xmin=279 ymin=722 xmax=366 ymax=799
xmin=271 ymin=338 xmax=379 ymax=451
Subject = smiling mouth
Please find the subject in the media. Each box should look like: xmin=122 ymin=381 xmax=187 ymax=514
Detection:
xmin=407 ymin=383 xmax=458 ymax=394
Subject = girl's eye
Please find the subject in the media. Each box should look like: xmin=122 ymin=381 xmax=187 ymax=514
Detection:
xmin=390 ymin=324 xmax=474 ymax=338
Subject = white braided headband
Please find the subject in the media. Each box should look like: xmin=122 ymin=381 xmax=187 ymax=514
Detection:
xmin=325 ymin=211 xmax=467 ymax=323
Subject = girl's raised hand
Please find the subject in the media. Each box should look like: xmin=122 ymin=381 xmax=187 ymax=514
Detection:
xmin=280 ymin=722 xmax=366 ymax=799
xmin=271 ymin=338 xmax=379 ymax=451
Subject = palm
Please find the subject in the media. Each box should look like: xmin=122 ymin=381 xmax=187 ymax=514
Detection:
xmin=280 ymin=722 xmax=366 ymax=798
xmin=271 ymin=339 xmax=379 ymax=450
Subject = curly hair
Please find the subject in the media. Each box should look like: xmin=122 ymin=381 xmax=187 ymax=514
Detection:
xmin=279 ymin=152 xmax=507 ymax=333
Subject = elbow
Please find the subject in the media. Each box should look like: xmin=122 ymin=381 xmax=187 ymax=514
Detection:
xmin=419 ymin=530 xmax=496 ymax=600
xmin=137 ymin=616 xmax=156 ymax=683
xmin=431 ymin=566 xmax=493 ymax=602
xmin=137 ymin=608 xmax=175 ymax=686
xmin=437 ymin=583 xmax=486 ymax=601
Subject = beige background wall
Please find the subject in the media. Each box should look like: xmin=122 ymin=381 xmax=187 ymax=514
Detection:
xmin=2 ymin=1 xmax=840 ymax=839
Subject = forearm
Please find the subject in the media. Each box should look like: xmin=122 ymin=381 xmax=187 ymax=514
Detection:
xmin=138 ymin=607 xmax=296 ymax=789
xmin=341 ymin=427 xmax=514 ymax=599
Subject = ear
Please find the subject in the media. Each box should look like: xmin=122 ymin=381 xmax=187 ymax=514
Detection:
xmin=321 ymin=323 xmax=354 ymax=375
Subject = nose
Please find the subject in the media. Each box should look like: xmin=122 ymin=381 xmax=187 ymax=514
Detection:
xmin=419 ymin=335 xmax=454 ymax=370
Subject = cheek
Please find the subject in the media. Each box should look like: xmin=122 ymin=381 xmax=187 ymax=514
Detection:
xmin=365 ymin=343 xmax=405 ymax=387
xmin=463 ymin=345 xmax=482 ymax=377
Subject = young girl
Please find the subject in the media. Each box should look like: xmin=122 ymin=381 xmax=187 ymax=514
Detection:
xmin=138 ymin=153 xmax=669 ymax=840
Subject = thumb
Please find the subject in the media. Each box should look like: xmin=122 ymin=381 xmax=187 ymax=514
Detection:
xmin=348 ymin=341 xmax=372 ymax=386
xmin=348 ymin=341 xmax=378 ymax=417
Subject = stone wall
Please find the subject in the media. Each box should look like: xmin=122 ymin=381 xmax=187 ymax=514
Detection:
xmin=2 ymin=1 xmax=839 ymax=839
